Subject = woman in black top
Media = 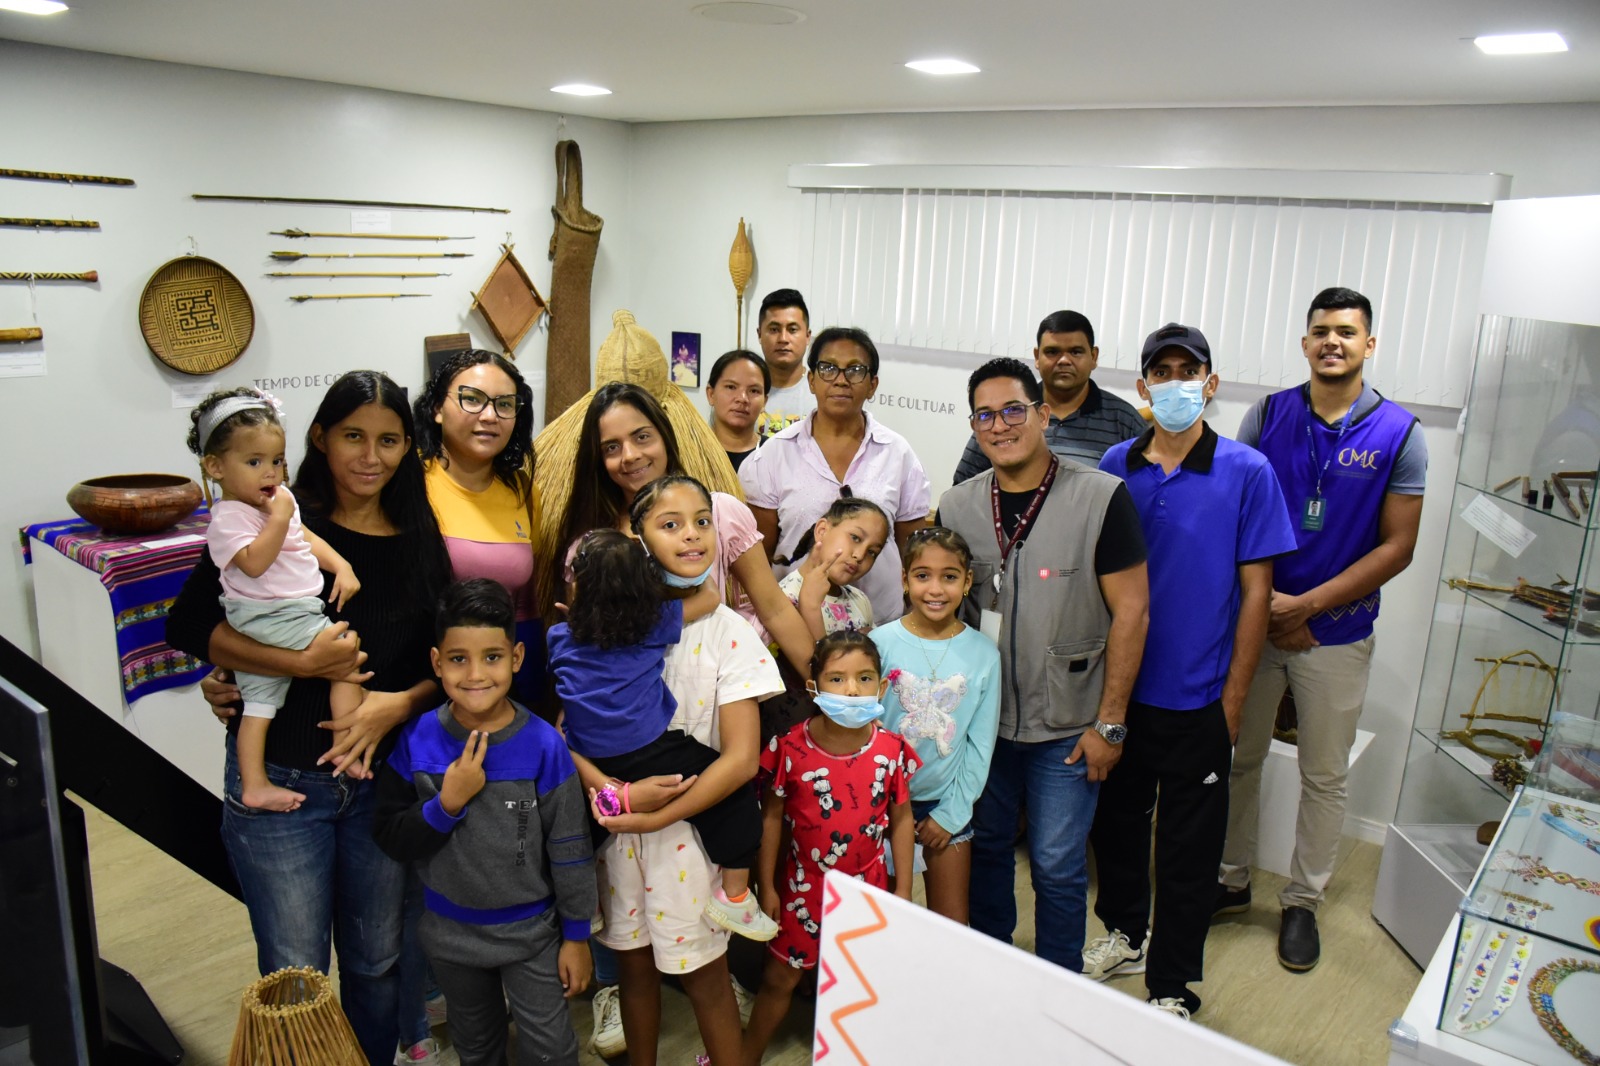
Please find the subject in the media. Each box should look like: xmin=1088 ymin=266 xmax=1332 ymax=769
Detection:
xmin=704 ymin=348 xmax=770 ymax=473
xmin=166 ymin=371 xmax=450 ymax=1064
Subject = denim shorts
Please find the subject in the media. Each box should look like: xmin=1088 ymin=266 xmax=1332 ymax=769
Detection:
xmin=912 ymin=799 xmax=974 ymax=846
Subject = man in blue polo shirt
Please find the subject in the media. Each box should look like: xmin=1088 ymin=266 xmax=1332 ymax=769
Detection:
xmin=1083 ymin=323 xmax=1296 ymax=1020
xmin=1216 ymin=287 xmax=1426 ymax=973
xmin=951 ymin=309 xmax=1147 ymax=484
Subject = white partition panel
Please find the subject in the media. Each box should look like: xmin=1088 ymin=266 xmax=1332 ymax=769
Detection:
xmin=796 ymin=175 xmax=1495 ymax=407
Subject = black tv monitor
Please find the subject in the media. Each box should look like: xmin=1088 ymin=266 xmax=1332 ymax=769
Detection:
xmin=0 ymin=629 xmax=222 ymax=1065
xmin=0 ymin=676 xmax=90 ymax=1065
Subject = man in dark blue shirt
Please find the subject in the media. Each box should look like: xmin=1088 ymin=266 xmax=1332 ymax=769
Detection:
xmin=951 ymin=310 xmax=1146 ymax=485
xmin=1084 ymin=323 xmax=1296 ymax=1020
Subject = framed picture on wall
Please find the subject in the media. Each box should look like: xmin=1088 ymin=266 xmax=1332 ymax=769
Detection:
xmin=670 ymin=331 xmax=700 ymax=388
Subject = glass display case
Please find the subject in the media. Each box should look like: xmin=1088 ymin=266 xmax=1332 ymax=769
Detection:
xmin=1375 ymin=314 xmax=1600 ymax=964
xmin=1441 ymin=786 xmax=1600 ymax=1064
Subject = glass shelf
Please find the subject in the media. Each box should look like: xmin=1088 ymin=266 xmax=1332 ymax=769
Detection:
xmin=1457 ymin=479 xmax=1596 ymax=531
xmin=1382 ymin=313 xmax=1600 ymax=963
xmin=1440 ymin=787 xmax=1600 ymax=1063
xmin=1444 ymin=581 xmax=1600 ymax=646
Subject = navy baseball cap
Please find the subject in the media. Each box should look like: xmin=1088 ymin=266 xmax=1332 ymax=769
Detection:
xmin=1140 ymin=323 xmax=1212 ymax=374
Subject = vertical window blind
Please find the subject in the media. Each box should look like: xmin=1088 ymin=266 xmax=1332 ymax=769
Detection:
xmin=797 ymin=187 xmax=1493 ymax=408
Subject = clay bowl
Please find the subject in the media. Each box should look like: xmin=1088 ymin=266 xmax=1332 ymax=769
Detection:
xmin=66 ymin=474 xmax=203 ymax=536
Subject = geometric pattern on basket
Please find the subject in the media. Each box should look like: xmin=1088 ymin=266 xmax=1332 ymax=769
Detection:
xmin=139 ymin=257 xmax=254 ymax=375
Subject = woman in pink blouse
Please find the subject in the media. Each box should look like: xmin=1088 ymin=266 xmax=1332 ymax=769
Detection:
xmin=549 ymin=383 xmax=814 ymax=687
xmin=738 ymin=327 xmax=931 ymax=624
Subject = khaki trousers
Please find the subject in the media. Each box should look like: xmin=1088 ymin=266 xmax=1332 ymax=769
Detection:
xmin=1219 ymin=636 xmax=1374 ymax=911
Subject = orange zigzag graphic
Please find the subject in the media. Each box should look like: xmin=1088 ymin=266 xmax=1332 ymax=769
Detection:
xmin=828 ymin=893 xmax=888 ymax=1066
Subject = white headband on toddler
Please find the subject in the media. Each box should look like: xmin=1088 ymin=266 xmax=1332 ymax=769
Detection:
xmin=197 ymin=390 xmax=284 ymax=455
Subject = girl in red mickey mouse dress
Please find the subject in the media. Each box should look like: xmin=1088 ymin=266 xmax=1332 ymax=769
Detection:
xmin=739 ymin=630 xmax=918 ymax=1066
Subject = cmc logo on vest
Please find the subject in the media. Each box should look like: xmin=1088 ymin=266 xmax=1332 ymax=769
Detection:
xmin=1337 ymin=447 xmax=1383 ymax=470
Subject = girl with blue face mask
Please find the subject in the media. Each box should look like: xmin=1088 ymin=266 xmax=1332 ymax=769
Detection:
xmin=547 ymin=475 xmax=781 ymax=943
xmin=740 ymin=631 xmax=920 ymax=1064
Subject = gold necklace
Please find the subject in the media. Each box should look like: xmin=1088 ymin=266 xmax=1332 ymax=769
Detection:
xmin=902 ymin=616 xmax=957 ymax=680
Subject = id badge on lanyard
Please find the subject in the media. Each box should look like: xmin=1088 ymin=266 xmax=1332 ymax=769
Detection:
xmin=987 ymin=458 xmax=1058 ymax=640
xmin=1304 ymin=396 xmax=1358 ymax=532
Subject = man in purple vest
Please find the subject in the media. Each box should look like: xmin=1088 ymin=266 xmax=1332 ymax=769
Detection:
xmin=1215 ymin=287 xmax=1427 ymax=973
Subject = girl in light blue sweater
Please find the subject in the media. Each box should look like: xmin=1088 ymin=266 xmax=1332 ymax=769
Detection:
xmin=871 ymin=527 xmax=1000 ymax=923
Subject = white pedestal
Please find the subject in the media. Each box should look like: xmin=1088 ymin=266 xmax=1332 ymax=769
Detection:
xmin=1373 ymin=821 xmax=1485 ymax=965
xmin=1255 ymin=729 xmax=1376 ymax=878
xmin=32 ymin=539 xmax=223 ymax=797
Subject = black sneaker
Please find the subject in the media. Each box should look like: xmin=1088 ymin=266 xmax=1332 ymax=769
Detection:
xmin=1278 ymin=906 xmax=1320 ymax=972
xmin=1212 ymin=882 xmax=1251 ymax=919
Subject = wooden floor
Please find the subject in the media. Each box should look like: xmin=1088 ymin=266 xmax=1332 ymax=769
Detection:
xmin=86 ymin=802 xmax=1420 ymax=1065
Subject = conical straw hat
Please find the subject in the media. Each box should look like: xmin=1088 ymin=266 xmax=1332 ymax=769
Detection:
xmin=533 ymin=309 xmax=744 ymax=614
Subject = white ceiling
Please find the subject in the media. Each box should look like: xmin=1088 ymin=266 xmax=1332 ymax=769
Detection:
xmin=4 ymin=0 xmax=1599 ymax=123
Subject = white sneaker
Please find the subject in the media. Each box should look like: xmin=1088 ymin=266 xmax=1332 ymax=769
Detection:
xmin=731 ymin=975 xmax=755 ymax=1027
xmin=1149 ymin=996 xmax=1191 ymax=1021
xmin=424 ymin=994 xmax=448 ymax=1028
xmin=590 ymin=984 xmax=626 ymax=1058
xmin=704 ymin=893 xmax=780 ymax=942
xmin=1081 ymin=929 xmax=1147 ymax=981
xmin=395 ymin=1037 xmax=441 ymax=1066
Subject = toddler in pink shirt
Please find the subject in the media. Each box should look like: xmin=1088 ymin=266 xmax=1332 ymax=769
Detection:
xmin=188 ymin=388 xmax=361 ymax=811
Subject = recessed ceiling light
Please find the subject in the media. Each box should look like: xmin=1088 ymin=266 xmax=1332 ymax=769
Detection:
xmin=695 ymin=2 xmax=804 ymax=26
xmin=906 ymin=58 xmax=980 ymax=76
xmin=1474 ymin=32 xmax=1568 ymax=55
xmin=551 ymin=84 xmax=612 ymax=97
xmin=0 ymin=0 xmax=69 ymax=14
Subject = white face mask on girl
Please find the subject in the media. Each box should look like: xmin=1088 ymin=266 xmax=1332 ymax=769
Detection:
xmin=805 ymin=687 xmax=886 ymax=729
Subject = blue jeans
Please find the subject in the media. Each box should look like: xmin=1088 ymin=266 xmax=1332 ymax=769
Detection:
xmin=592 ymin=941 xmax=619 ymax=986
xmin=221 ymin=737 xmax=405 ymax=1064
xmin=969 ymin=734 xmax=1099 ymax=972
xmin=398 ymin=869 xmax=435 ymax=1047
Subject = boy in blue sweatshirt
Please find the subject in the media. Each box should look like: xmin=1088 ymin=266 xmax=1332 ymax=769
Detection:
xmin=376 ymin=578 xmax=595 ymax=1066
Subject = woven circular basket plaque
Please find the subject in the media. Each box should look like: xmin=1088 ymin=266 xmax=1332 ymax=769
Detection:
xmin=139 ymin=256 xmax=255 ymax=375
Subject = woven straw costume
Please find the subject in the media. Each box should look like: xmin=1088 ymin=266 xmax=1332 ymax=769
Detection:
xmin=532 ymin=309 xmax=744 ymax=617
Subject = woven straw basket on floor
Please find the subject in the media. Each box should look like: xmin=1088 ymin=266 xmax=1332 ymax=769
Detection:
xmin=227 ymin=966 xmax=364 ymax=1066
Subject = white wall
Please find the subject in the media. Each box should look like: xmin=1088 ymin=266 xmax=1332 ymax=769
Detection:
xmin=0 ymin=41 xmax=635 ymax=656
xmin=625 ymin=103 xmax=1600 ymax=834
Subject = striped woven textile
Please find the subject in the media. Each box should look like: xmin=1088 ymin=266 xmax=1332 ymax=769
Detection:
xmin=21 ymin=510 xmax=211 ymax=702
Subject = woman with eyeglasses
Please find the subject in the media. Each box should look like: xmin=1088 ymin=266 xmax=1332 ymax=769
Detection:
xmin=413 ymin=350 xmax=541 ymax=707
xmin=738 ymin=326 xmax=931 ymax=624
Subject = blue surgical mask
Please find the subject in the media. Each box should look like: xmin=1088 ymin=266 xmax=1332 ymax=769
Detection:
xmin=640 ymin=536 xmax=713 ymax=588
xmin=1145 ymin=379 xmax=1208 ymax=433
xmin=660 ymin=564 xmax=711 ymax=589
xmin=808 ymin=688 xmax=886 ymax=729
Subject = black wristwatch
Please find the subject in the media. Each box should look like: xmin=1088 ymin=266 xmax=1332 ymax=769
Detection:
xmin=1093 ymin=720 xmax=1128 ymax=745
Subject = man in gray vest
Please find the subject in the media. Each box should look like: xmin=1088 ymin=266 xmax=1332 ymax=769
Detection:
xmin=938 ymin=356 xmax=1149 ymax=974
xmin=951 ymin=310 xmax=1147 ymax=484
